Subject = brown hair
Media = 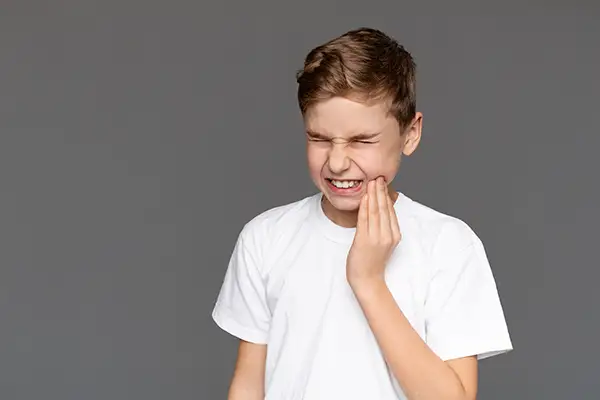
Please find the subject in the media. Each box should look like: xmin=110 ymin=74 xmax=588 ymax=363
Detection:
xmin=296 ymin=27 xmax=417 ymax=129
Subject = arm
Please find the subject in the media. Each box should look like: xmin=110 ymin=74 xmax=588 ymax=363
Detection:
xmin=228 ymin=340 xmax=267 ymax=400
xmin=351 ymin=278 xmax=477 ymax=400
xmin=346 ymin=178 xmax=477 ymax=399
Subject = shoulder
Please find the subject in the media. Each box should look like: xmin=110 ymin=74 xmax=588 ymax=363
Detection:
xmin=236 ymin=193 xmax=319 ymax=256
xmin=398 ymin=192 xmax=482 ymax=256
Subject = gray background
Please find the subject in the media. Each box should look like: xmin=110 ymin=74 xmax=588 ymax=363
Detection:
xmin=1 ymin=1 xmax=599 ymax=399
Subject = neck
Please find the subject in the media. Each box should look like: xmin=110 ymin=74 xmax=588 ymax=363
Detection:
xmin=322 ymin=200 xmax=359 ymax=228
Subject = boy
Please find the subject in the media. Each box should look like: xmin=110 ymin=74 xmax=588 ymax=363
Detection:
xmin=212 ymin=27 xmax=512 ymax=399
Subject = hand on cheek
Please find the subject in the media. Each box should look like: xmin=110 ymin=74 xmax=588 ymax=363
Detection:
xmin=346 ymin=176 xmax=402 ymax=287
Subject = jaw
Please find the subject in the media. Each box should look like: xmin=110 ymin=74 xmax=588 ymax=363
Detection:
xmin=324 ymin=194 xmax=361 ymax=211
xmin=320 ymin=176 xmax=399 ymax=210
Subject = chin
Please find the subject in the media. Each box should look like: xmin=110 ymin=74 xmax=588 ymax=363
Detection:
xmin=323 ymin=193 xmax=361 ymax=212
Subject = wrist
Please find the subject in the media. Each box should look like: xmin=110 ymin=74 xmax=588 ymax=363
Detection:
xmin=348 ymin=272 xmax=386 ymax=295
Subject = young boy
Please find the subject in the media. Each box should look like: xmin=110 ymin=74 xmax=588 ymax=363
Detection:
xmin=212 ymin=27 xmax=512 ymax=399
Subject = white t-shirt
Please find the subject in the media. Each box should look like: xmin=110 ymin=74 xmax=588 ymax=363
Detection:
xmin=212 ymin=191 xmax=513 ymax=399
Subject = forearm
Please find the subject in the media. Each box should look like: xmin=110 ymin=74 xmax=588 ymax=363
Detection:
xmin=228 ymin=341 xmax=266 ymax=400
xmin=228 ymin=381 xmax=264 ymax=400
xmin=228 ymin=370 xmax=264 ymax=400
xmin=351 ymin=277 xmax=469 ymax=400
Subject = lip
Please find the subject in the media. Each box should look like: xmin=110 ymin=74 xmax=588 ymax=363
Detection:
xmin=325 ymin=178 xmax=364 ymax=196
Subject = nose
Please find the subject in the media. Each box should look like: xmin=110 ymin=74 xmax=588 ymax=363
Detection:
xmin=327 ymin=143 xmax=351 ymax=174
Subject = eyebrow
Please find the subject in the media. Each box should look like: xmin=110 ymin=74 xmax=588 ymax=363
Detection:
xmin=306 ymin=130 xmax=381 ymax=140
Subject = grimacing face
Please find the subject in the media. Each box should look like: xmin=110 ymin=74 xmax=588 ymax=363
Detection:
xmin=303 ymin=96 xmax=422 ymax=227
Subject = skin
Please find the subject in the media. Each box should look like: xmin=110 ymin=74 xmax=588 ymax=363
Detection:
xmin=228 ymin=96 xmax=477 ymax=399
xmin=227 ymin=340 xmax=266 ymax=400
xmin=348 ymin=178 xmax=478 ymax=399
xmin=304 ymin=96 xmax=416 ymax=227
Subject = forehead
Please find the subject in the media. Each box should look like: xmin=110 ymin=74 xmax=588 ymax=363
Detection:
xmin=304 ymin=96 xmax=397 ymax=137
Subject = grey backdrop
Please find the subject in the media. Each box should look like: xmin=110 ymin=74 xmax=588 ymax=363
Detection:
xmin=1 ymin=1 xmax=599 ymax=399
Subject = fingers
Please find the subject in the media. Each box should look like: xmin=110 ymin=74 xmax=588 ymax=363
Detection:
xmin=386 ymin=186 xmax=402 ymax=243
xmin=362 ymin=177 xmax=401 ymax=245
xmin=357 ymin=189 xmax=368 ymax=234
xmin=377 ymin=177 xmax=391 ymax=240
xmin=368 ymin=179 xmax=379 ymax=236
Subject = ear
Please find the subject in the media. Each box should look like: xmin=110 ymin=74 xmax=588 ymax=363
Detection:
xmin=402 ymin=112 xmax=423 ymax=156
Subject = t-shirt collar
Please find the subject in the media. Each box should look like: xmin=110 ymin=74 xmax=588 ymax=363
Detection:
xmin=312 ymin=191 xmax=407 ymax=244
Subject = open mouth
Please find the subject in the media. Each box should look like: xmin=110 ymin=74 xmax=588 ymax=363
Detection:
xmin=326 ymin=178 xmax=364 ymax=192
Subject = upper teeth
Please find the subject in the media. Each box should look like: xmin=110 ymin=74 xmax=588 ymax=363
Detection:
xmin=331 ymin=180 xmax=361 ymax=188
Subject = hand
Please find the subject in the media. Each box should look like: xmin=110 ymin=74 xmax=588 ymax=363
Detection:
xmin=346 ymin=177 xmax=402 ymax=288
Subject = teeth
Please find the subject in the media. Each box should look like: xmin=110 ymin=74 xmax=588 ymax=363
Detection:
xmin=331 ymin=180 xmax=361 ymax=188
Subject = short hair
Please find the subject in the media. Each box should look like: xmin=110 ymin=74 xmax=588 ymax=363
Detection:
xmin=296 ymin=27 xmax=417 ymax=130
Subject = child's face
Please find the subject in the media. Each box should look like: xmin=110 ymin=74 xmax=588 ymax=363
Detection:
xmin=304 ymin=96 xmax=421 ymax=214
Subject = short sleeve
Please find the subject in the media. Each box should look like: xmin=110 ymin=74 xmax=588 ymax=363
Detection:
xmin=424 ymin=222 xmax=513 ymax=361
xmin=212 ymin=228 xmax=271 ymax=344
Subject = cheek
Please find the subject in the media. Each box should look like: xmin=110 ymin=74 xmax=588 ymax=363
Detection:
xmin=355 ymin=150 xmax=401 ymax=181
xmin=306 ymin=149 xmax=325 ymax=175
xmin=380 ymin=145 xmax=403 ymax=177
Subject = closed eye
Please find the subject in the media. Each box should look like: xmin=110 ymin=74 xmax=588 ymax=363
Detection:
xmin=306 ymin=136 xmax=379 ymax=145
